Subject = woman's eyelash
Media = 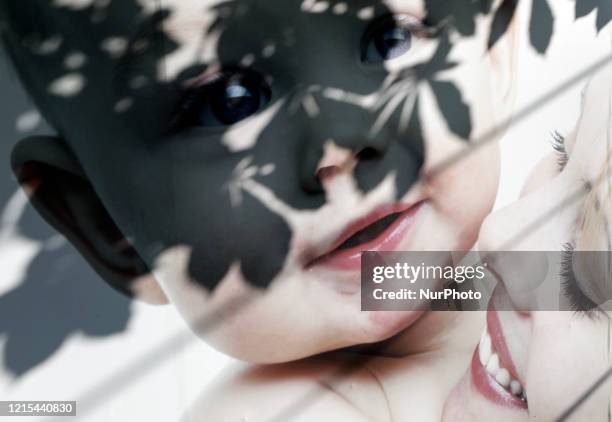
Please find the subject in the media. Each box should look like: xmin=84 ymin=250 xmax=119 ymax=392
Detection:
xmin=550 ymin=130 xmax=569 ymax=170
xmin=560 ymin=243 xmax=602 ymax=318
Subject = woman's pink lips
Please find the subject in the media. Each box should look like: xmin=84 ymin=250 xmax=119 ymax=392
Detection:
xmin=470 ymin=347 xmax=527 ymax=410
xmin=488 ymin=287 xmax=522 ymax=383
xmin=307 ymin=202 xmax=423 ymax=271
xmin=470 ymin=285 xmax=527 ymax=410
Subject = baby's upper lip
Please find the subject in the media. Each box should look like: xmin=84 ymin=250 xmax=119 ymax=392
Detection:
xmin=304 ymin=202 xmax=418 ymax=267
xmin=331 ymin=203 xmax=414 ymax=249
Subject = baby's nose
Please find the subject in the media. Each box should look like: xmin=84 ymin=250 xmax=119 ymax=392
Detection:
xmin=302 ymin=139 xmax=386 ymax=193
xmin=315 ymin=142 xmax=355 ymax=182
xmin=296 ymin=91 xmax=393 ymax=193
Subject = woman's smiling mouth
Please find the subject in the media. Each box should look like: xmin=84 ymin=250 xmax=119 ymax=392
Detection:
xmin=471 ymin=304 xmax=528 ymax=410
xmin=306 ymin=201 xmax=425 ymax=270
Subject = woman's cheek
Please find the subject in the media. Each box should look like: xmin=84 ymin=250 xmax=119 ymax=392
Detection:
xmin=520 ymin=153 xmax=559 ymax=198
xmin=526 ymin=315 xmax=609 ymax=419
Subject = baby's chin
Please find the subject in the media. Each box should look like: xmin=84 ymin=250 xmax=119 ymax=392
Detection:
xmin=194 ymin=283 xmax=427 ymax=363
xmin=200 ymin=314 xmax=426 ymax=364
xmin=159 ymin=240 xmax=434 ymax=363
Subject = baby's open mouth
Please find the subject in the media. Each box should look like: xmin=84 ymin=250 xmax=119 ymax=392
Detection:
xmin=306 ymin=202 xmax=424 ymax=270
xmin=334 ymin=211 xmax=403 ymax=250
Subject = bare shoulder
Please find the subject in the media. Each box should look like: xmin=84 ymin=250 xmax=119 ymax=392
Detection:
xmin=181 ymin=355 xmax=391 ymax=422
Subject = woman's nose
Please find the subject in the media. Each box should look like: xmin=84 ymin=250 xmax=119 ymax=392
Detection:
xmin=478 ymin=156 xmax=569 ymax=252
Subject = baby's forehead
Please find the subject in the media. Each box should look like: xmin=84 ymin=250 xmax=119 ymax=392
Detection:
xmin=1 ymin=0 xmax=477 ymax=115
xmin=156 ymin=0 xmax=429 ymax=79
xmin=2 ymin=0 xmax=465 ymax=71
xmin=148 ymin=0 xmax=426 ymax=14
xmin=158 ymin=0 xmax=428 ymax=31
xmin=3 ymin=0 xmax=425 ymax=75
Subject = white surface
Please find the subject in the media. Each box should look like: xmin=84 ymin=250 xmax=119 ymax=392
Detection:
xmin=0 ymin=302 xmax=231 ymax=422
xmin=496 ymin=1 xmax=612 ymax=210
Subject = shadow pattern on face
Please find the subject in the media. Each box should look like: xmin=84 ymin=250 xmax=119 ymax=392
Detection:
xmin=166 ymin=0 xmax=428 ymax=287
xmin=1 ymin=0 xmax=610 ymax=303
xmin=129 ymin=0 xmax=496 ymax=290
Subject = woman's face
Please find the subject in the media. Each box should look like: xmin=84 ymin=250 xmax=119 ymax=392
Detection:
xmin=5 ymin=0 xmax=512 ymax=362
xmin=443 ymin=66 xmax=612 ymax=420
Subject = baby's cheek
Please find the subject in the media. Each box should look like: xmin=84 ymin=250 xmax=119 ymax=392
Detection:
xmin=434 ymin=144 xmax=500 ymax=249
xmin=364 ymin=310 xmax=425 ymax=341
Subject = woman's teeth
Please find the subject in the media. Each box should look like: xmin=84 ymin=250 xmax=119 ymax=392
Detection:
xmin=479 ymin=328 xmax=527 ymax=402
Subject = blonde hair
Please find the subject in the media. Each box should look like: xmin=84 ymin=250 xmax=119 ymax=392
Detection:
xmin=576 ymin=149 xmax=612 ymax=308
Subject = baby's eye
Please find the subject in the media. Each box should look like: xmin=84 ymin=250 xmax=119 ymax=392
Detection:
xmin=361 ymin=15 xmax=429 ymax=64
xmin=171 ymin=68 xmax=271 ymax=129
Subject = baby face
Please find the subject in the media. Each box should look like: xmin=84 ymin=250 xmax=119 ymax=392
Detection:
xmin=4 ymin=0 xmax=513 ymax=361
xmin=443 ymin=65 xmax=612 ymax=420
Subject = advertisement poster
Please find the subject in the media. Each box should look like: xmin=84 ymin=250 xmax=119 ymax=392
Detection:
xmin=0 ymin=1 xmax=611 ymax=420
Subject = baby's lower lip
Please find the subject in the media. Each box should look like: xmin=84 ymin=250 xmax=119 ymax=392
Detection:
xmin=307 ymin=202 xmax=424 ymax=271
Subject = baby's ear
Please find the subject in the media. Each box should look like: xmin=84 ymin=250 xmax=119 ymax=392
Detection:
xmin=11 ymin=136 xmax=168 ymax=305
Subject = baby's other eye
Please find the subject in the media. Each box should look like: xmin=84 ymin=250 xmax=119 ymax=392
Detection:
xmin=361 ymin=15 xmax=430 ymax=64
xmin=171 ymin=68 xmax=271 ymax=129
